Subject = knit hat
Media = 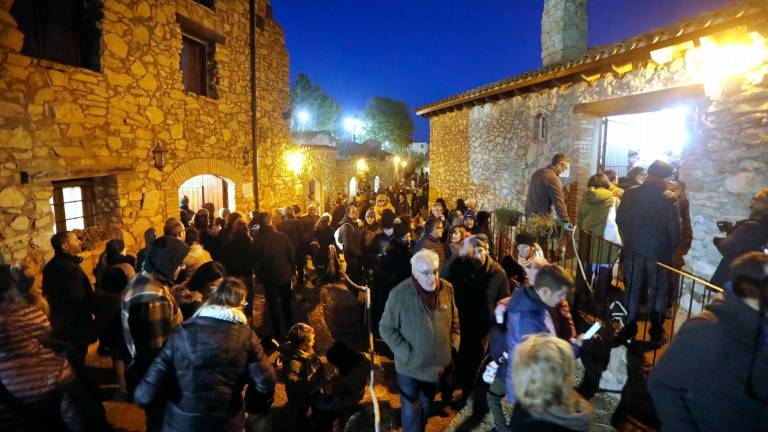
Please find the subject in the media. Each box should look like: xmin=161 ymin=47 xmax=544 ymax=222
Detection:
xmin=381 ymin=210 xmax=396 ymax=229
xmin=515 ymin=232 xmax=535 ymax=246
xmin=647 ymin=160 xmax=675 ymax=179
xmin=393 ymin=222 xmax=410 ymax=238
xmin=463 ymin=209 xmax=476 ymax=221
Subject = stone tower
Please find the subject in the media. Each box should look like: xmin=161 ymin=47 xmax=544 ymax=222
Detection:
xmin=541 ymin=0 xmax=588 ymax=66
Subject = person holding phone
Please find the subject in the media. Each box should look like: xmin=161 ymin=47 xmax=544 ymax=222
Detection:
xmin=710 ymin=188 xmax=768 ymax=288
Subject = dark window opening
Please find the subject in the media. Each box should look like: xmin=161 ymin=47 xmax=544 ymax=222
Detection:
xmin=10 ymin=0 xmax=102 ymax=71
xmin=181 ymin=35 xmax=208 ymax=96
xmin=50 ymin=179 xmax=96 ymax=233
xmin=193 ymin=0 xmax=215 ymax=9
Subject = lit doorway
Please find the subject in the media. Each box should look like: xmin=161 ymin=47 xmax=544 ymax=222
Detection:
xmin=308 ymin=178 xmax=322 ymax=210
xmin=179 ymin=174 xmax=236 ymax=213
xmin=597 ymin=106 xmax=692 ymax=177
xmin=348 ymin=177 xmax=358 ymax=202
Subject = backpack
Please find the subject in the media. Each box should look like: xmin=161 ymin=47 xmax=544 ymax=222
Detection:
xmin=334 ymin=222 xmax=352 ymax=251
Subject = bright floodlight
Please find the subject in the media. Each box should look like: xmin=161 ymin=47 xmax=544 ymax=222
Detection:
xmin=297 ymin=110 xmax=311 ymax=124
xmin=343 ymin=117 xmax=364 ymax=135
xmin=393 ymin=155 xmax=401 ymax=165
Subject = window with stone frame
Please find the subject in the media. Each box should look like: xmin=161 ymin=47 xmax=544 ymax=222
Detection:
xmin=192 ymin=0 xmax=215 ymax=9
xmin=10 ymin=0 xmax=102 ymax=72
xmin=178 ymin=15 xmax=223 ymax=99
xmin=50 ymin=179 xmax=96 ymax=233
xmin=535 ymin=113 xmax=547 ymax=142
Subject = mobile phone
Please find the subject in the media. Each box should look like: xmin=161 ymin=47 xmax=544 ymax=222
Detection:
xmin=583 ymin=322 xmax=602 ymax=340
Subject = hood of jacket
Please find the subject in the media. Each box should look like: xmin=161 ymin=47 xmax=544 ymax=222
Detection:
xmin=706 ymin=291 xmax=766 ymax=349
xmin=145 ymin=236 xmax=190 ymax=283
xmin=507 ymin=285 xmax=547 ymax=314
xmin=581 ymin=187 xmax=614 ymax=207
xmin=530 ymin=395 xmax=594 ymax=431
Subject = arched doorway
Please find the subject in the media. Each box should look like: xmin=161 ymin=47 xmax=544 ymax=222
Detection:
xmin=348 ymin=176 xmax=358 ymax=202
xmin=308 ymin=178 xmax=322 ymax=210
xmin=178 ymin=174 xmax=236 ymax=213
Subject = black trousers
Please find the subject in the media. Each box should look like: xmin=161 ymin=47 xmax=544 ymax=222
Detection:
xmin=264 ymin=281 xmax=293 ymax=339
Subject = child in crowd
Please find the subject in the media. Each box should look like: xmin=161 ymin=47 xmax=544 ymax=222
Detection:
xmin=281 ymin=323 xmax=336 ymax=432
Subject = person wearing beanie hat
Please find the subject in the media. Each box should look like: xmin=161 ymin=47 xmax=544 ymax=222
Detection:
xmin=616 ymin=159 xmax=682 ymax=344
xmin=440 ymin=233 xmax=510 ymax=407
xmin=121 ymin=235 xmax=189 ymax=429
xmin=463 ymin=209 xmax=476 ymax=230
xmin=373 ymin=194 xmax=396 ymax=222
xmin=647 ymin=160 xmax=676 ymax=179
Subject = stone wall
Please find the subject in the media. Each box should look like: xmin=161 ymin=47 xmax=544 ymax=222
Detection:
xmin=0 ymin=0 xmax=291 ymax=265
xmin=428 ymin=51 xmax=768 ymax=277
xmin=541 ymin=0 xmax=588 ymax=66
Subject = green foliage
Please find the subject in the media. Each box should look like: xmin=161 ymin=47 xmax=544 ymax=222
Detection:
xmin=361 ymin=97 xmax=414 ymax=152
xmin=290 ymin=73 xmax=341 ymax=132
xmin=523 ymin=214 xmax=565 ymax=239
xmin=494 ymin=208 xmax=522 ymax=227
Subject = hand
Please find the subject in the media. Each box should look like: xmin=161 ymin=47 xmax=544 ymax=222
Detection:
xmin=563 ymin=222 xmax=575 ymax=232
xmin=572 ymin=334 xmax=585 ymax=347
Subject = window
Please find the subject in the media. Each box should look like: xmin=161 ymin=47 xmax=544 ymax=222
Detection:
xmin=178 ymin=15 xmax=224 ymax=99
xmin=181 ymin=34 xmax=208 ymax=96
xmin=535 ymin=114 xmax=547 ymax=141
xmin=50 ymin=179 xmax=95 ymax=233
xmin=193 ymin=0 xmax=215 ymax=9
xmin=10 ymin=0 xmax=102 ymax=71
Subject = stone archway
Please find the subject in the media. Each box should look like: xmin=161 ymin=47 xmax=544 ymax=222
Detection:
xmin=164 ymin=158 xmax=251 ymax=220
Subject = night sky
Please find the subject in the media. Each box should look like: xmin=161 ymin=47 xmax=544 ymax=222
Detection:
xmin=272 ymin=0 xmax=737 ymax=142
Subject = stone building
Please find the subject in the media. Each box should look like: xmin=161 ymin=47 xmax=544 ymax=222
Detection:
xmin=0 ymin=0 xmax=299 ymax=266
xmin=416 ymin=0 xmax=768 ymax=277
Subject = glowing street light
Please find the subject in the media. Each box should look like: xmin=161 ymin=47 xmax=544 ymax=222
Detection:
xmin=401 ymin=160 xmax=407 ymax=168
xmin=393 ymin=155 xmax=401 ymax=165
xmin=356 ymin=158 xmax=369 ymax=173
xmin=297 ymin=110 xmax=311 ymax=131
xmin=343 ymin=117 xmax=365 ymax=142
xmin=286 ymin=150 xmax=304 ymax=175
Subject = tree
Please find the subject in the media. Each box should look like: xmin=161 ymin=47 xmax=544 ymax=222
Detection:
xmin=290 ymin=73 xmax=341 ymax=132
xmin=361 ymin=97 xmax=414 ymax=152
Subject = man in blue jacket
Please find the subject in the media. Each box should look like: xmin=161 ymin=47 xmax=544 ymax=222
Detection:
xmin=504 ymin=264 xmax=583 ymax=405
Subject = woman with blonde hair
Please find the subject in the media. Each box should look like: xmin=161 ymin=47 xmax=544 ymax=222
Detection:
xmin=510 ymin=333 xmax=593 ymax=431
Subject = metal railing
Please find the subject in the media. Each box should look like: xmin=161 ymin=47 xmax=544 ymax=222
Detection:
xmin=490 ymin=213 xmax=724 ymax=365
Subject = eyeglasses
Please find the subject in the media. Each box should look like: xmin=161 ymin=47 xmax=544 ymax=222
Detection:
xmin=416 ymin=268 xmax=438 ymax=277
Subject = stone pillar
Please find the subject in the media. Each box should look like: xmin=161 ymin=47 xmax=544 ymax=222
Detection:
xmin=541 ymin=0 xmax=588 ymax=66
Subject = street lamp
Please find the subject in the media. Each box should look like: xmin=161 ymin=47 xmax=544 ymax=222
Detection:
xmin=343 ymin=117 xmax=364 ymax=142
xmin=286 ymin=150 xmax=304 ymax=176
xmin=297 ymin=110 xmax=311 ymax=131
xmin=152 ymin=142 xmax=167 ymax=170
xmin=356 ymin=158 xmax=369 ymax=174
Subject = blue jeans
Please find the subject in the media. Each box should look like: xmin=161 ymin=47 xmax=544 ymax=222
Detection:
xmin=397 ymin=373 xmax=437 ymax=432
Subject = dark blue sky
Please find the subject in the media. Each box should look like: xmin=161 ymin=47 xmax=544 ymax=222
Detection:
xmin=272 ymin=0 xmax=736 ymax=142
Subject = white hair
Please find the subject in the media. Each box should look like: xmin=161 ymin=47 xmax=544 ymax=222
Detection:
xmin=411 ymin=249 xmax=439 ymax=270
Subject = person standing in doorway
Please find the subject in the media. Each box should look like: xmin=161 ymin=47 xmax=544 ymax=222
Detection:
xmin=616 ymin=160 xmax=681 ymax=344
xmin=524 ymin=153 xmax=570 ymax=222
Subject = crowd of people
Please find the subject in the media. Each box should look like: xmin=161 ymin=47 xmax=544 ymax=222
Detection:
xmin=0 ymin=156 xmax=766 ymax=432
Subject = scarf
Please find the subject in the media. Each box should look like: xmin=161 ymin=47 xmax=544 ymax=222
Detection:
xmin=413 ymin=277 xmax=441 ymax=310
xmin=195 ymin=304 xmax=247 ymax=324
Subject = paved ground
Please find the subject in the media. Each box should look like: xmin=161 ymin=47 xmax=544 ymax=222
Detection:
xmin=90 ymin=271 xmax=618 ymax=431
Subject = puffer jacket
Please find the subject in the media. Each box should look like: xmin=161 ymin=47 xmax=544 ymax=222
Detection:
xmin=576 ymin=187 xmax=621 ymax=264
xmin=0 ymin=302 xmax=75 ymax=430
xmin=648 ymin=291 xmax=768 ymax=431
xmin=134 ymin=308 xmax=277 ymax=432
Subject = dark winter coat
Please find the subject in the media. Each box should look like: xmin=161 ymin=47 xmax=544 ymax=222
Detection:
xmin=134 ymin=315 xmax=276 ymax=432
xmin=277 ymin=217 xmax=307 ymax=262
xmin=222 ymin=233 xmax=253 ymax=279
xmin=710 ymin=218 xmax=768 ymax=288
xmin=524 ymin=165 xmax=569 ymax=222
xmin=442 ymin=255 xmax=510 ymax=338
xmin=300 ymin=214 xmax=319 ymax=241
xmin=199 ymin=229 xmax=223 ymax=262
xmin=0 ymin=302 xmax=75 ymax=430
xmin=314 ymin=224 xmax=335 ymax=269
xmin=615 ymin=176 xmax=681 ymax=263
xmin=338 ymin=216 xmax=362 ymax=259
xmin=42 ymin=252 xmax=95 ymax=350
xmin=413 ymin=233 xmax=446 ymax=266
xmin=251 ymin=228 xmax=295 ymax=286
xmin=648 ymin=291 xmax=768 ymax=431
xmin=509 ymin=398 xmax=593 ymax=432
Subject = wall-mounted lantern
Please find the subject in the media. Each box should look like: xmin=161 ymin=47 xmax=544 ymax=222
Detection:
xmin=152 ymin=142 xmax=168 ymax=170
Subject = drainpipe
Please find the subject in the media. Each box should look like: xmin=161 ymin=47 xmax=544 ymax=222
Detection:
xmin=249 ymin=0 xmax=260 ymax=211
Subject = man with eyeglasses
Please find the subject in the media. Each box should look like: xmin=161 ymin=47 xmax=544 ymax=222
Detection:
xmin=710 ymin=188 xmax=768 ymax=287
xmin=380 ymin=249 xmax=460 ymax=432
xmin=524 ymin=153 xmax=571 ymax=223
